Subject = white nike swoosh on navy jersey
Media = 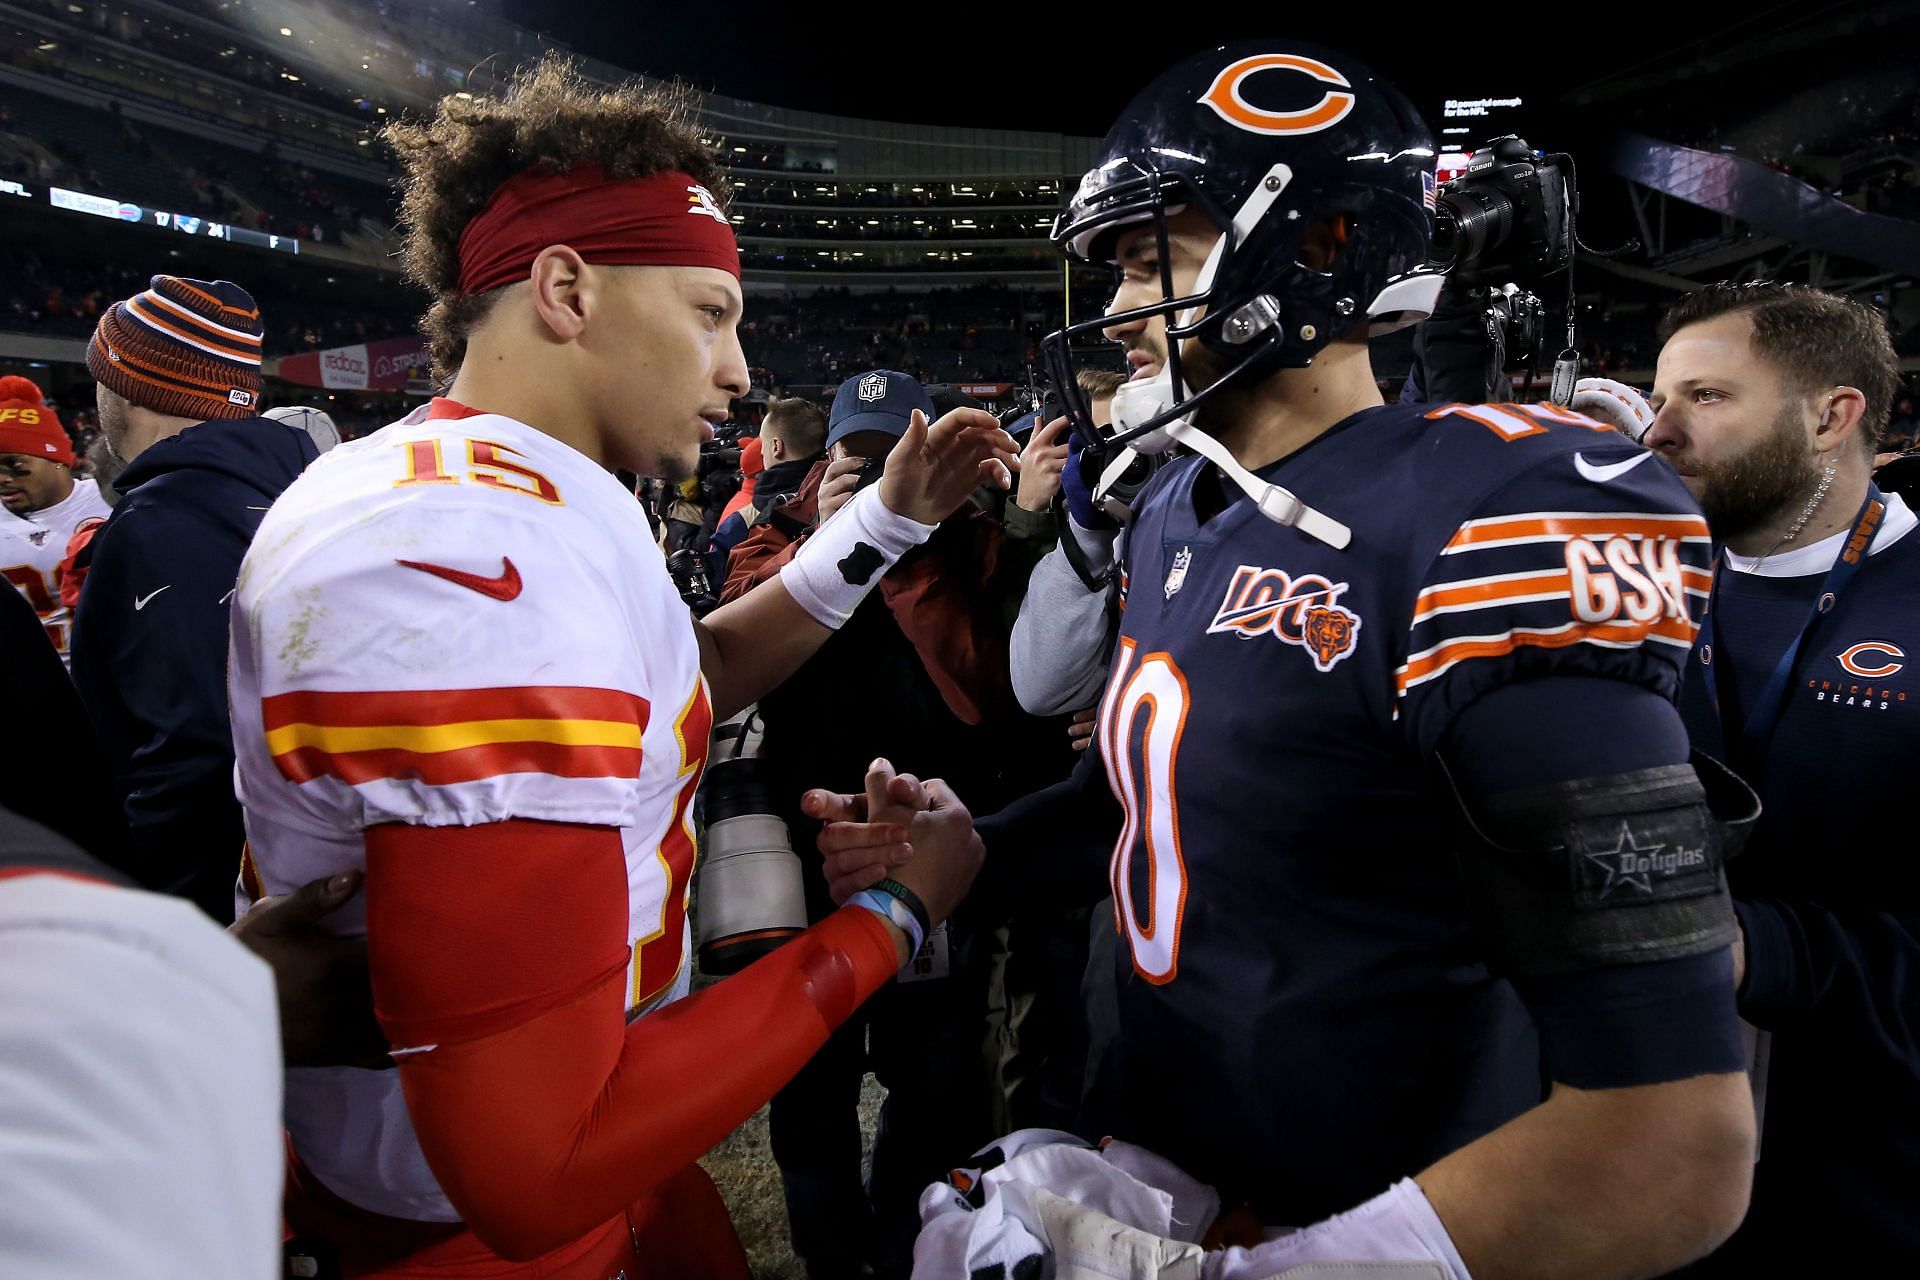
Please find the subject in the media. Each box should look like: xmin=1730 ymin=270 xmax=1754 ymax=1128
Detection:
xmin=133 ymin=585 xmax=171 ymax=610
xmin=1573 ymin=451 xmax=1654 ymax=483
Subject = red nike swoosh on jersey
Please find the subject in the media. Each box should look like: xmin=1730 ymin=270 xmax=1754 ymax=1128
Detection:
xmin=395 ymin=556 xmax=523 ymax=601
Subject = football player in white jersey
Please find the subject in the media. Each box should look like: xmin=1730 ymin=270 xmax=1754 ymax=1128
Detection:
xmin=229 ymin=55 xmax=1013 ymax=1279
xmin=0 ymin=377 xmax=110 ymax=664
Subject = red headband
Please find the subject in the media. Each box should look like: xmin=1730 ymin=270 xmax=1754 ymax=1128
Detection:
xmin=456 ymin=166 xmax=740 ymax=295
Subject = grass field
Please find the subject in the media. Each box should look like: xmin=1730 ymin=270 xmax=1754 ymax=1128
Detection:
xmin=698 ymin=1075 xmax=888 ymax=1280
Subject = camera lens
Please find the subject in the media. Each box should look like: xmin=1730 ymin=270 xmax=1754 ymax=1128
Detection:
xmin=696 ymin=756 xmax=808 ymax=975
xmin=1431 ymin=185 xmax=1516 ymax=273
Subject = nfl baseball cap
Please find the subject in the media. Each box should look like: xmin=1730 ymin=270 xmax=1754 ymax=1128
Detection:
xmin=826 ymin=369 xmax=934 ymax=452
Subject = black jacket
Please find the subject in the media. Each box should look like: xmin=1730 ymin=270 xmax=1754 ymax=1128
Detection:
xmin=70 ymin=416 xmax=316 ymax=921
xmin=0 ymin=582 xmax=129 ymax=863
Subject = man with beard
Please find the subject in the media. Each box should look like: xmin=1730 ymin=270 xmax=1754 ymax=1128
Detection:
xmin=813 ymin=42 xmax=1758 ymax=1279
xmin=1647 ymin=282 xmax=1918 ymax=1270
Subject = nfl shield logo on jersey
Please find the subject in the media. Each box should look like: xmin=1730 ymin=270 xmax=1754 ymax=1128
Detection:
xmin=857 ymin=373 xmax=888 ymax=403
xmin=1164 ymin=545 xmax=1193 ymax=599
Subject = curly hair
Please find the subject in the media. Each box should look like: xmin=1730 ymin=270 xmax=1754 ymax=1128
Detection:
xmin=383 ymin=54 xmax=731 ymax=378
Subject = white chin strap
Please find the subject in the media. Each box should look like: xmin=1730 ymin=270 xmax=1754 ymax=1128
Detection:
xmin=1106 ymin=367 xmax=1351 ymax=550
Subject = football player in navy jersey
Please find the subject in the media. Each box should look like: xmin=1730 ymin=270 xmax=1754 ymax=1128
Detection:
xmin=809 ymin=43 xmax=1760 ymax=1278
xmin=1647 ymin=283 xmax=1919 ymax=1271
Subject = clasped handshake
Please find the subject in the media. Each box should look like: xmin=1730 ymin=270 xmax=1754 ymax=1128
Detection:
xmin=802 ymin=758 xmax=985 ymax=929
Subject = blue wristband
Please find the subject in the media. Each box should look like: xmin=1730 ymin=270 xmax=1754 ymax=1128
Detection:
xmin=850 ymin=889 xmax=926 ymax=959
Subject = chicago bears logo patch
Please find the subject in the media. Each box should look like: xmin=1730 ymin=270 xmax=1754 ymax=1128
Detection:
xmin=1207 ymin=564 xmax=1362 ymax=672
xmin=1837 ymin=641 xmax=1904 ymax=679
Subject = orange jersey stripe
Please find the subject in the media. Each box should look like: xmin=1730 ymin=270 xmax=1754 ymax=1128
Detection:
xmin=1444 ymin=513 xmax=1711 ymax=552
xmin=1396 ymin=615 xmax=1699 ymax=694
xmin=262 ymin=685 xmax=649 ymax=732
xmin=1414 ymin=570 xmax=1570 ymax=617
xmin=274 ymin=738 xmax=643 ymax=787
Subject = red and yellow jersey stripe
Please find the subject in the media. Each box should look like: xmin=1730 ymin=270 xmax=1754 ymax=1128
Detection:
xmin=263 ymin=685 xmax=651 ymax=788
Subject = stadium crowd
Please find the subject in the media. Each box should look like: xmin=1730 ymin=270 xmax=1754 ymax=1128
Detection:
xmin=2 ymin=32 xmax=1918 ymax=1280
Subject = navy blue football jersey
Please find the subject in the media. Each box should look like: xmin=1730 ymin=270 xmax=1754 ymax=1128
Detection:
xmin=1088 ymin=399 xmax=1713 ymax=1222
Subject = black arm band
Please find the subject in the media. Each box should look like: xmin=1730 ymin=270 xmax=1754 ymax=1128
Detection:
xmin=1451 ymin=752 xmax=1758 ymax=977
xmin=871 ymin=877 xmax=932 ymax=942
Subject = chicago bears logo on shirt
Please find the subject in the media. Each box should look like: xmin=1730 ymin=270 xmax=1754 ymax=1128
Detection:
xmin=1207 ymin=563 xmax=1362 ymax=672
xmin=1837 ymin=641 xmax=1905 ymax=679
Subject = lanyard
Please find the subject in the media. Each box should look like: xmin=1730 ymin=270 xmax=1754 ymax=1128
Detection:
xmin=1697 ymin=484 xmax=1886 ymax=751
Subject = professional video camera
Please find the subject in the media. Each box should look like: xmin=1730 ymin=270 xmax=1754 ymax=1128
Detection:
xmin=1428 ymin=135 xmax=1601 ymax=402
xmin=1430 ymin=135 xmax=1575 ymax=283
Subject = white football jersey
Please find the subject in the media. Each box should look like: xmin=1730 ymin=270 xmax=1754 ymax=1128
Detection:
xmin=230 ymin=403 xmax=711 ymax=1222
xmin=1 ymin=477 xmax=111 ymax=664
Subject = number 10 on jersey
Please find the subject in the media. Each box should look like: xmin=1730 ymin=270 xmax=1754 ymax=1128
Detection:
xmin=1098 ymin=637 xmax=1192 ymax=984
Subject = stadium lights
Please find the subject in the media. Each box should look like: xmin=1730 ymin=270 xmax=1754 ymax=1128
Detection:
xmin=278 ymin=26 xmax=291 ymax=36
xmin=356 ymin=139 xmax=369 ymax=146
xmin=36 ymin=41 xmax=56 ymax=50
xmin=733 ymin=146 xmax=746 ymax=152
xmin=66 ymin=2 xmax=82 ymax=10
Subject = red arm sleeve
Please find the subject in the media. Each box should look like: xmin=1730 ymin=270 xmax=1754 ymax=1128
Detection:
xmin=365 ymin=818 xmax=901 ymax=1262
xmin=878 ymin=515 xmax=1014 ymax=725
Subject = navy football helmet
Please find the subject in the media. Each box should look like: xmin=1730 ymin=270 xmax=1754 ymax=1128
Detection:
xmin=1044 ymin=43 xmax=1443 ymax=486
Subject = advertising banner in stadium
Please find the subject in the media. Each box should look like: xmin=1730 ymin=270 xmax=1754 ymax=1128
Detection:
xmin=278 ymin=337 xmax=431 ymax=392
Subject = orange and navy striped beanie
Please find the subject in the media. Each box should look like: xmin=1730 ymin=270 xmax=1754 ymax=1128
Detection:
xmin=86 ymin=275 xmax=263 ymax=421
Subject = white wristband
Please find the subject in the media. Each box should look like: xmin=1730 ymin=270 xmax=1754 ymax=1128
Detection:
xmin=780 ymin=484 xmax=937 ymax=629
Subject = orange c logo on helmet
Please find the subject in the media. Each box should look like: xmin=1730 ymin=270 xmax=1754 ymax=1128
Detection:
xmin=1838 ymin=641 xmax=1905 ymax=678
xmin=1198 ymin=54 xmax=1356 ymax=136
